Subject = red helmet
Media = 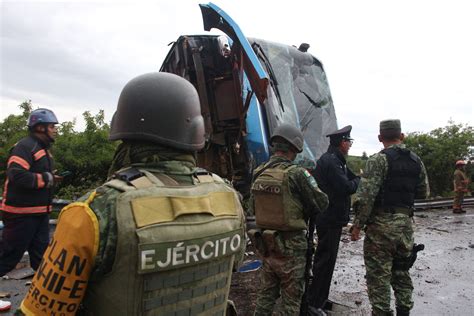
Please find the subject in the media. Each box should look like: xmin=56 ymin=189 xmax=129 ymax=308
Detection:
xmin=455 ymin=160 xmax=467 ymax=166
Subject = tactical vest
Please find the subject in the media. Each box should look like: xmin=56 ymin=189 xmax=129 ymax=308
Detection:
xmin=374 ymin=147 xmax=422 ymax=209
xmin=82 ymin=168 xmax=245 ymax=315
xmin=252 ymin=163 xmax=306 ymax=231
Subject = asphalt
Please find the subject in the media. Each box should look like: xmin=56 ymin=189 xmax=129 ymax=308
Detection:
xmin=329 ymin=206 xmax=474 ymax=315
xmin=1 ymin=206 xmax=473 ymax=315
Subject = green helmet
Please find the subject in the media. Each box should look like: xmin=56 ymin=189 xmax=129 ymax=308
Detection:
xmin=109 ymin=72 xmax=205 ymax=151
xmin=270 ymin=123 xmax=304 ymax=153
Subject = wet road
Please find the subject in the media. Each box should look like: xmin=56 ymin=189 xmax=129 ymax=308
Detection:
xmin=330 ymin=206 xmax=474 ymax=315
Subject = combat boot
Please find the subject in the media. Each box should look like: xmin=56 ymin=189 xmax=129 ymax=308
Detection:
xmin=396 ymin=307 xmax=410 ymax=316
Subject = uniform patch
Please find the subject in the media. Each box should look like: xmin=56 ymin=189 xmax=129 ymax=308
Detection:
xmin=139 ymin=229 xmax=242 ymax=273
xmin=302 ymin=169 xmax=318 ymax=188
xmin=307 ymin=176 xmax=318 ymax=188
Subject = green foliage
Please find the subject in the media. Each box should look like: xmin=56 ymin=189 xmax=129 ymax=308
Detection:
xmin=0 ymin=100 xmax=32 ymax=182
xmin=347 ymin=155 xmax=366 ymax=175
xmin=404 ymin=121 xmax=474 ymax=197
xmin=54 ymin=110 xmax=117 ymax=199
xmin=1 ymin=102 xmax=117 ymax=199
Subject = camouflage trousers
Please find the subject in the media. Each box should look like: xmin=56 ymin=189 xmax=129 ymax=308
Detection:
xmin=453 ymin=190 xmax=465 ymax=209
xmin=363 ymin=215 xmax=414 ymax=314
xmin=254 ymin=249 xmax=306 ymax=315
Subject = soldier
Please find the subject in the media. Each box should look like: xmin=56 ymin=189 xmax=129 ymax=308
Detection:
xmin=20 ymin=72 xmax=246 ymax=315
xmin=307 ymin=125 xmax=360 ymax=314
xmin=452 ymin=160 xmax=469 ymax=213
xmin=351 ymin=119 xmax=429 ymax=316
xmin=1 ymin=108 xmax=61 ymax=277
xmin=250 ymin=124 xmax=328 ymax=315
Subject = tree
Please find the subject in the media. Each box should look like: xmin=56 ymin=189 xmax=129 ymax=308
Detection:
xmin=404 ymin=121 xmax=474 ymax=197
xmin=0 ymin=101 xmax=32 ymax=183
xmin=54 ymin=110 xmax=117 ymax=199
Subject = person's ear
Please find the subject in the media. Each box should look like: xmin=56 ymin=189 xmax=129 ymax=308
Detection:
xmin=378 ymin=135 xmax=383 ymax=143
xmin=400 ymin=133 xmax=405 ymax=141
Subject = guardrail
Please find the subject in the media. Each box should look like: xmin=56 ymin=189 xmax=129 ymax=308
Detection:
xmin=413 ymin=196 xmax=473 ymax=210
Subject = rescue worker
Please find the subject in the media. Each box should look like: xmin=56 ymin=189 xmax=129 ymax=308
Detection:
xmin=307 ymin=125 xmax=360 ymax=314
xmin=0 ymin=108 xmax=60 ymax=277
xmin=351 ymin=119 xmax=429 ymax=316
xmin=250 ymin=124 xmax=328 ymax=315
xmin=20 ymin=72 xmax=246 ymax=315
xmin=452 ymin=160 xmax=469 ymax=213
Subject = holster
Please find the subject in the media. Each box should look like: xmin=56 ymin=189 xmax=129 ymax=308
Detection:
xmin=393 ymin=243 xmax=425 ymax=271
xmin=248 ymin=229 xmax=268 ymax=257
xmin=262 ymin=229 xmax=285 ymax=256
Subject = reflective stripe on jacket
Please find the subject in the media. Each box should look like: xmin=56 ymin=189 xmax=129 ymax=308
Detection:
xmin=1 ymin=135 xmax=54 ymax=214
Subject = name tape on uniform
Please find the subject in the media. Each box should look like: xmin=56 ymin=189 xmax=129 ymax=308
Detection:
xmin=138 ymin=229 xmax=242 ymax=273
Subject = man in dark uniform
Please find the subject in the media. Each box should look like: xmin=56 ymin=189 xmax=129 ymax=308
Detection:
xmin=307 ymin=125 xmax=360 ymax=314
xmin=0 ymin=108 xmax=61 ymax=277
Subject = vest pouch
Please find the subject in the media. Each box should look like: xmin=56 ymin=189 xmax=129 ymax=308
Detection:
xmin=252 ymin=165 xmax=306 ymax=231
xmin=248 ymin=229 xmax=268 ymax=257
xmin=253 ymin=179 xmax=286 ymax=230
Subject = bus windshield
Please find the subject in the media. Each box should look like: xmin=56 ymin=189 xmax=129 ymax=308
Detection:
xmin=250 ymin=38 xmax=338 ymax=163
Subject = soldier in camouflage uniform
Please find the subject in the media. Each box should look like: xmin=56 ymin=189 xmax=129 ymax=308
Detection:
xmin=351 ymin=119 xmax=429 ymax=316
xmin=249 ymin=124 xmax=328 ymax=315
xmin=20 ymin=73 xmax=246 ymax=315
xmin=452 ymin=160 xmax=469 ymax=213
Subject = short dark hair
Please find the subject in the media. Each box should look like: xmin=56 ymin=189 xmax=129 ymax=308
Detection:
xmin=329 ymin=136 xmax=343 ymax=146
xmin=380 ymin=129 xmax=401 ymax=141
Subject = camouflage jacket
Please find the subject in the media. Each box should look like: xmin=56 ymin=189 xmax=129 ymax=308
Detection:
xmin=248 ymin=155 xmax=328 ymax=223
xmin=353 ymin=144 xmax=429 ymax=228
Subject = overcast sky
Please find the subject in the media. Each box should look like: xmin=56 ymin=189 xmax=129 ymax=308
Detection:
xmin=1 ymin=0 xmax=473 ymax=155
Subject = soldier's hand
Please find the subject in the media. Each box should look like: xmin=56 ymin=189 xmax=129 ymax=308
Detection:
xmin=351 ymin=225 xmax=361 ymax=241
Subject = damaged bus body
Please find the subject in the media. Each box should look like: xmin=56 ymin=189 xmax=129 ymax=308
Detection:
xmin=160 ymin=3 xmax=338 ymax=195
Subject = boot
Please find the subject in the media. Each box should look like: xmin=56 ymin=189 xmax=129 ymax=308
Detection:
xmin=453 ymin=208 xmax=463 ymax=214
xmin=396 ymin=307 xmax=410 ymax=316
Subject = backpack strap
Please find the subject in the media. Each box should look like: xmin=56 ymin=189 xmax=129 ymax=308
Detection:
xmin=252 ymin=160 xmax=282 ymax=182
xmin=105 ymin=167 xmax=167 ymax=191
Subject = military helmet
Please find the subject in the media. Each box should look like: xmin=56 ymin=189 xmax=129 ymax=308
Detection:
xmin=27 ymin=108 xmax=59 ymax=128
xmin=109 ymin=72 xmax=205 ymax=151
xmin=270 ymin=123 xmax=304 ymax=153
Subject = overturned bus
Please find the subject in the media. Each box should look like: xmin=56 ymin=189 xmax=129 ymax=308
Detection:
xmin=160 ymin=3 xmax=338 ymax=195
